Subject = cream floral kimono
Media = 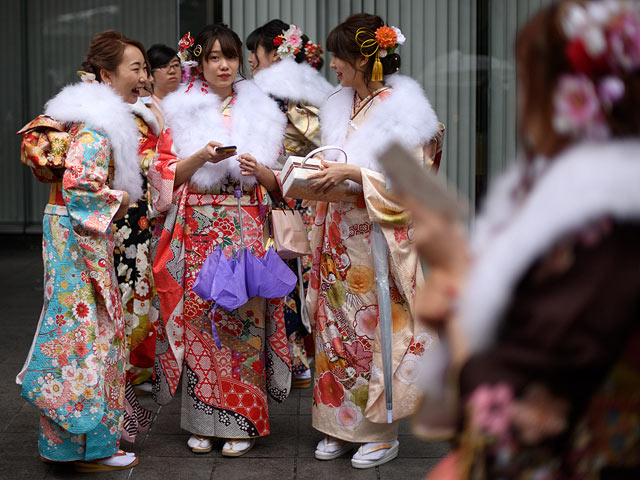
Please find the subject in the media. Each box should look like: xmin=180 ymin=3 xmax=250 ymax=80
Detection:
xmin=308 ymin=80 xmax=440 ymax=442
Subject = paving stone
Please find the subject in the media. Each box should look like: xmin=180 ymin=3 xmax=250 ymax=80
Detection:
xmin=147 ymin=413 xmax=184 ymax=435
xmin=44 ymin=464 xmax=130 ymax=480
xmin=0 ymin=431 xmax=40 ymax=458
xmin=397 ymin=436 xmax=450 ymax=458
xmin=296 ymin=457 xmax=377 ymax=479
xmin=140 ymin=433 xmax=206 ymax=458
xmin=268 ymin=395 xmax=298 ymax=415
xmin=240 ymin=433 xmax=297 ymax=458
xmin=214 ymin=457 xmax=295 ymax=479
xmin=131 ymin=455 xmax=215 ymax=480
xmin=0 ymin=455 xmax=49 ymax=480
xmin=268 ymin=413 xmax=298 ymax=437
xmin=4 ymin=402 xmax=39 ymax=433
xmin=299 ymin=396 xmax=312 ymax=415
xmin=378 ymin=458 xmax=439 ymax=479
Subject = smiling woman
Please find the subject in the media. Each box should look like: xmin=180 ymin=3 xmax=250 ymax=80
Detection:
xmin=17 ymin=30 xmax=147 ymax=472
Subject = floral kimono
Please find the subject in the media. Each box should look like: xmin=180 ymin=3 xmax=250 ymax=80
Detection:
xmin=254 ymin=58 xmax=334 ymax=381
xmin=112 ymin=100 xmax=161 ymax=442
xmin=17 ymin=82 xmax=142 ymax=461
xmin=308 ymin=74 xmax=441 ymax=442
xmin=150 ymin=77 xmax=291 ymax=438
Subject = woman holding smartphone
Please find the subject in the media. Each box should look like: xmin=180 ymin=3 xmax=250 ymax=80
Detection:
xmin=149 ymin=24 xmax=289 ymax=457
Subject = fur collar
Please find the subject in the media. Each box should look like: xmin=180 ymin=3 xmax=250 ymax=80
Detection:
xmin=253 ymin=58 xmax=333 ymax=107
xmin=162 ymin=78 xmax=287 ymax=189
xmin=462 ymin=140 xmax=640 ymax=355
xmin=319 ymin=74 xmax=439 ymax=176
xmin=131 ymin=98 xmax=160 ymax=136
xmin=44 ymin=82 xmax=143 ymax=201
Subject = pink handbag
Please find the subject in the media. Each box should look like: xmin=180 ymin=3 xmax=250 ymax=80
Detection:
xmin=269 ymin=207 xmax=311 ymax=259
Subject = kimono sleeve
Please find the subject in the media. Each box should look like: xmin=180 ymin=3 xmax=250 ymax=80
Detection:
xmin=62 ymin=126 xmax=124 ymax=234
xmin=148 ymin=127 xmax=184 ymax=213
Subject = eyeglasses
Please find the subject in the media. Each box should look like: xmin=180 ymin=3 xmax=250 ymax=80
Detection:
xmin=154 ymin=62 xmax=181 ymax=73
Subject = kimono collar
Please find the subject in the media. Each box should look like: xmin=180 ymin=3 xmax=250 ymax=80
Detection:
xmin=252 ymin=58 xmax=333 ymax=107
xmin=43 ymin=81 xmax=143 ymax=201
xmin=462 ymin=139 xmax=640 ymax=355
xmin=319 ymin=74 xmax=440 ymax=176
xmin=162 ymin=78 xmax=287 ymax=190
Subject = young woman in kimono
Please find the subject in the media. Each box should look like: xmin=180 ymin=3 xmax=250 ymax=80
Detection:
xmin=248 ymin=20 xmax=333 ymax=389
xmin=112 ymin=65 xmax=160 ymax=442
xmin=149 ymin=24 xmax=290 ymax=457
xmin=305 ymin=13 xmax=441 ymax=469
xmin=412 ymin=2 xmax=640 ymax=478
xmin=17 ymin=30 xmax=147 ymax=471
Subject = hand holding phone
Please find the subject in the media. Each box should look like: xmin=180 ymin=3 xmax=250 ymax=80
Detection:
xmin=214 ymin=145 xmax=237 ymax=154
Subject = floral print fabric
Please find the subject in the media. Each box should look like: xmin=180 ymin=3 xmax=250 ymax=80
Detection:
xmin=307 ymin=89 xmax=436 ymax=442
xmin=150 ymin=103 xmax=292 ymax=438
xmin=21 ymin=124 xmax=126 ymax=461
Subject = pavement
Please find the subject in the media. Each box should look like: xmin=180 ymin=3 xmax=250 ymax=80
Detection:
xmin=0 ymin=240 xmax=447 ymax=479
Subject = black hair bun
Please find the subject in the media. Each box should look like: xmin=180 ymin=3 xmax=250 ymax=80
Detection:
xmin=381 ymin=53 xmax=401 ymax=75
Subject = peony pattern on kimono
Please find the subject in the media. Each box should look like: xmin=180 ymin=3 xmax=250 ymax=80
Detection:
xmin=21 ymin=124 xmax=127 ymax=461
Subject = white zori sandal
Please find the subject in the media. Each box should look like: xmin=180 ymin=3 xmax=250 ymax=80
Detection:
xmin=188 ymin=434 xmax=213 ymax=454
xmin=314 ymin=436 xmax=352 ymax=460
xmin=351 ymin=440 xmax=399 ymax=469
xmin=221 ymin=438 xmax=256 ymax=457
xmin=74 ymin=450 xmax=138 ymax=472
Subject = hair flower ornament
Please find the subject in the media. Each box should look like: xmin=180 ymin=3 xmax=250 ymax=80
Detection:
xmin=275 ymin=24 xmax=304 ymax=59
xmin=77 ymin=71 xmax=97 ymax=84
xmin=356 ymin=25 xmax=405 ymax=81
xmin=304 ymin=41 xmax=324 ymax=69
xmin=552 ymin=0 xmax=640 ymax=139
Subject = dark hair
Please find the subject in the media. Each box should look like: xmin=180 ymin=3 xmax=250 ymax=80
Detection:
xmin=246 ymin=19 xmax=323 ymax=69
xmin=82 ymin=30 xmax=150 ymax=82
xmin=193 ymin=23 xmax=245 ymax=77
xmin=147 ymin=43 xmax=178 ymax=71
xmin=326 ymin=13 xmax=400 ymax=84
xmin=516 ymin=0 xmax=640 ymax=159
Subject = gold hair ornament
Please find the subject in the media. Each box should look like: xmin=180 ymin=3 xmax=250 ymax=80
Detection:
xmin=355 ymin=28 xmax=383 ymax=82
xmin=193 ymin=44 xmax=203 ymax=57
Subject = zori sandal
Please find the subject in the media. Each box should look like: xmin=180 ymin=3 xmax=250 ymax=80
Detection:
xmin=188 ymin=434 xmax=214 ymax=454
xmin=221 ymin=438 xmax=256 ymax=457
xmin=74 ymin=449 xmax=138 ymax=472
xmin=351 ymin=440 xmax=399 ymax=469
xmin=314 ymin=436 xmax=352 ymax=460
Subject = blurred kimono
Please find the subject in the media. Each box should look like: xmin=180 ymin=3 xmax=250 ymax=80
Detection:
xmin=254 ymin=58 xmax=333 ymax=383
xmin=308 ymin=74 xmax=441 ymax=442
xmin=112 ymin=100 xmax=161 ymax=442
xmin=150 ymin=77 xmax=291 ymax=438
xmin=17 ymin=82 xmax=142 ymax=461
xmin=429 ymin=141 xmax=640 ymax=479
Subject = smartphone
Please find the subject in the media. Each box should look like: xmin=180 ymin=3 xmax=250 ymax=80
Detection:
xmin=378 ymin=143 xmax=469 ymax=220
xmin=215 ymin=145 xmax=237 ymax=153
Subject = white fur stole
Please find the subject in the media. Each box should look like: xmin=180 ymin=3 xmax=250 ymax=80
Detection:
xmin=464 ymin=140 xmax=640 ymax=355
xmin=161 ymin=78 xmax=287 ymax=190
xmin=131 ymin=98 xmax=160 ymax=136
xmin=319 ymin=74 xmax=440 ymax=174
xmin=44 ymin=82 xmax=143 ymax=201
xmin=253 ymin=58 xmax=333 ymax=107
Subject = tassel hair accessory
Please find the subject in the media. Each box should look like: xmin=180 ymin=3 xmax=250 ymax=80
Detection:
xmin=355 ymin=25 xmax=405 ymax=82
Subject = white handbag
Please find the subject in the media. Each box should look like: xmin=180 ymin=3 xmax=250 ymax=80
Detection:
xmin=281 ymin=146 xmax=350 ymax=202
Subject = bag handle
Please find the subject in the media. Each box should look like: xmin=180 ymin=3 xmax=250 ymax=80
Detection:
xmin=301 ymin=145 xmax=348 ymax=167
